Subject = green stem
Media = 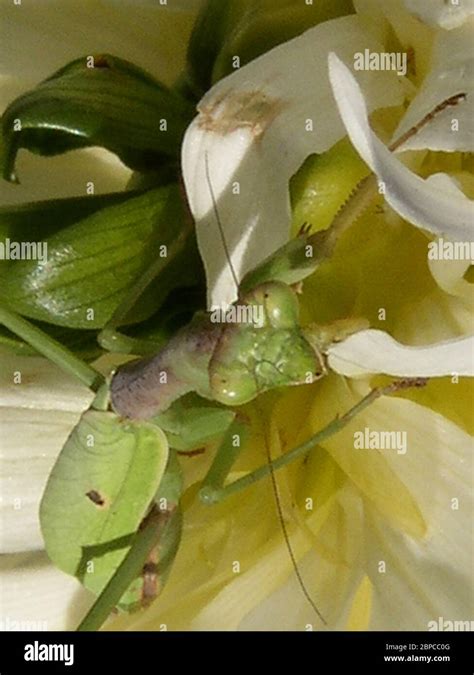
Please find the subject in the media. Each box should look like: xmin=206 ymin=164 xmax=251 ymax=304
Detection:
xmin=77 ymin=506 xmax=170 ymax=631
xmin=0 ymin=305 xmax=103 ymax=390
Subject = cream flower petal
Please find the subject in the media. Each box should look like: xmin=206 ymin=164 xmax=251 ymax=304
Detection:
xmin=403 ymin=0 xmax=474 ymax=30
xmin=238 ymin=487 xmax=366 ymax=631
xmin=0 ymin=148 xmax=133 ymax=205
xmin=358 ymin=396 xmax=473 ymax=629
xmin=182 ymin=15 xmax=404 ymax=308
xmin=395 ymin=289 xmax=474 ymax=350
xmin=0 ymin=0 xmax=196 ymax=88
xmin=327 ymin=330 xmax=474 ymax=378
xmin=425 ymin=174 xmax=474 ymax=300
xmin=354 ymin=0 xmax=435 ymax=84
xmin=0 ymin=356 xmax=92 ymax=553
xmin=186 ymin=482 xmax=365 ymax=631
xmin=393 ymin=19 xmax=474 ymax=152
xmin=328 ymin=53 xmax=474 ymax=241
xmin=0 ymin=552 xmax=93 ymax=631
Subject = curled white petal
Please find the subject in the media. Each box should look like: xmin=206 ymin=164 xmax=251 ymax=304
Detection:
xmin=429 ymin=254 xmax=472 ymax=300
xmin=403 ymin=0 xmax=474 ymax=29
xmin=393 ymin=18 xmax=474 ymax=152
xmin=0 ymin=356 xmax=92 ymax=553
xmin=425 ymin=174 xmax=474 ymax=299
xmin=327 ymin=329 xmax=474 ymax=377
xmin=328 ymin=52 xmax=474 ymax=241
xmin=183 ymin=16 xmax=404 ymax=308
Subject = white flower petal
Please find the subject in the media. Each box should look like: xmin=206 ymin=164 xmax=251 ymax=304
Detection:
xmin=354 ymin=0 xmax=435 ymax=84
xmin=395 ymin=289 xmax=474 ymax=348
xmin=327 ymin=329 xmax=474 ymax=377
xmin=404 ymin=0 xmax=474 ymax=29
xmin=425 ymin=174 xmax=473 ymax=299
xmin=183 ymin=16 xmax=404 ymax=308
xmin=328 ymin=53 xmax=474 ymax=241
xmin=358 ymin=396 xmax=473 ymax=629
xmin=0 ymin=552 xmax=93 ymax=631
xmin=0 ymin=356 xmax=92 ymax=553
xmin=393 ymin=19 xmax=474 ymax=152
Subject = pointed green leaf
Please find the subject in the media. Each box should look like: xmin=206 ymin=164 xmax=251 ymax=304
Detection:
xmin=40 ymin=410 xmax=169 ymax=602
xmin=184 ymin=0 xmax=353 ymax=93
xmin=0 ymin=191 xmax=141 ymax=272
xmin=0 ymin=185 xmax=201 ymax=329
xmin=1 ymin=54 xmax=195 ymax=182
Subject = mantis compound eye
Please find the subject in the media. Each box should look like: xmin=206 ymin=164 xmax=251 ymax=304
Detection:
xmin=241 ymin=280 xmax=300 ymax=329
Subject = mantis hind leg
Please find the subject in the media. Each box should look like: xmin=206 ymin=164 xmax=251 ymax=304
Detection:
xmin=199 ymin=377 xmax=427 ymax=504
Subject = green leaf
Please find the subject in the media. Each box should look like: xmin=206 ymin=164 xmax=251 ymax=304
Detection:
xmin=40 ymin=410 xmax=169 ymax=604
xmin=0 ymin=184 xmax=201 ymax=329
xmin=185 ymin=0 xmax=252 ymax=97
xmin=0 ymin=191 xmax=141 ymax=266
xmin=202 ymin=0 xmax=354 ymax=84
xmin=1 ymin=54 xmax=195 ymax=182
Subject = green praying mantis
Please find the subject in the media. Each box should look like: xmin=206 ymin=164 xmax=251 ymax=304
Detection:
xmin=0 ymin=91 xmax=463 ymax=631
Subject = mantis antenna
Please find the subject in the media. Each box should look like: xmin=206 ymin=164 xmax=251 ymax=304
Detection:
xmin=204 ymin=150 xmax=240 ymax=293
xmin=203 ymin=151 xmax=328 ymax=624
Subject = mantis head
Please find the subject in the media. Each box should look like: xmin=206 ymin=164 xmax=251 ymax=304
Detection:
xmin=209 ymin=281 xmax=326 ymax=406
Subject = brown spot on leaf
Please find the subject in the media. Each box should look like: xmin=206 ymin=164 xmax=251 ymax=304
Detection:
xmin=93 ymin=54 xmax=111 ymax=69
xmin=86 ymin=489 xmax=106 ymax=507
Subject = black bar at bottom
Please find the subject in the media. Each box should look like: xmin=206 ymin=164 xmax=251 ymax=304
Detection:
xmin=0 ymin=631 xmax=471 ymax=673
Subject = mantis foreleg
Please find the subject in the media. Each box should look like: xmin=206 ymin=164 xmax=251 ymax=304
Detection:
xmin=199 ymin=377 xmax=427 ymax=504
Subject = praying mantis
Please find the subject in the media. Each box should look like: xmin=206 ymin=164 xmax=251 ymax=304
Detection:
xmin=0 ymin=91 xmax=463 ymax=632
xmin=0 ymin=176 xmax=423 ymax=630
